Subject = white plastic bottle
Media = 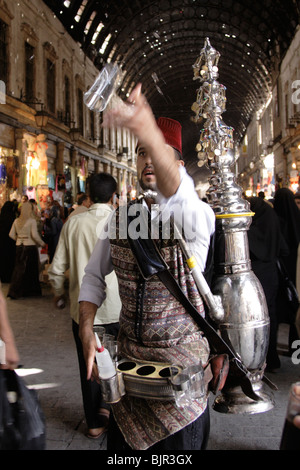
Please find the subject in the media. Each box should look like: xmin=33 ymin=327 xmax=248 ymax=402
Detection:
xmin=95 ymin=333 xmax=116 ymax=379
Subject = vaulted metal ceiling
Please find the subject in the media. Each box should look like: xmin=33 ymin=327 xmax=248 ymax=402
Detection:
xmin=43 ymin=0 xmax=300 ymax=184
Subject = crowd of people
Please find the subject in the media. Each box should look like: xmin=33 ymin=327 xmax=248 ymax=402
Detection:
xmin=0 ymin=84 xmax=299 ymax=449
xmin=0 ymin=195 xmax=65 ymax=298
xmin=0 ymin=191 xmax=98 ymax=296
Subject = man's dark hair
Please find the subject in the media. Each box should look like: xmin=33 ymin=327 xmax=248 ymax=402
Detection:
xmin=89 ymin=173 xmax=117 ymax=203
xmin=77 ymin=194 xmax=88 ymax=205
xmin=174 ymin=148 xmax=182 ymax=160
xmin=76 ymin=191 xmax=85 ymax=201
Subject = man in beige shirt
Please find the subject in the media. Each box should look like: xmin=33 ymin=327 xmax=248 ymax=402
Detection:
xmin=48 ymin=173 xmax=121 ymax=439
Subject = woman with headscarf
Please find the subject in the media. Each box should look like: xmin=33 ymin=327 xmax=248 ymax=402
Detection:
xmin=247 ymin=196 xmax=287 ymax=370
xmin=0 ymin=201 xmax=17 ymax=283
xmin=7 ymin=201 xmax=46 ymax=299
xmin=273 ymin=187 xmax=300 ymax=354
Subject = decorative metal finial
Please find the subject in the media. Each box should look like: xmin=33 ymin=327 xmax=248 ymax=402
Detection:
xmin=191 ymin=38 xmax=250 ymax=216
xmin=191 ymin=37 xmax=233 ymax=167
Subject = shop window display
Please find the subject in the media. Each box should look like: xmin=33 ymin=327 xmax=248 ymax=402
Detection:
xmin=78 ymin=156 xmax=88 ymax=193
xmin=22 ymin=134 xmax=51 ymax=212
xmin=0 ymin=134 xmax=76 ymax=221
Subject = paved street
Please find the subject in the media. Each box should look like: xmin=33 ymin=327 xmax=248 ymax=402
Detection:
xmin=2 ymin=281 xmax=299 ymax=452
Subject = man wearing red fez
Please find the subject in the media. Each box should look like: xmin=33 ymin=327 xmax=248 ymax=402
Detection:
xmin=79 ymin=84 xmax=216 ymax=450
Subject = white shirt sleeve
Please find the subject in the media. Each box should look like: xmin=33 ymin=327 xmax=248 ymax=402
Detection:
xmin=48 ymin=223 xmax=69 ymax=296
xmin=78 ymin=232 xmax=114 ymax=307
xmin=156 ymin=166 xmax=215 ymax=271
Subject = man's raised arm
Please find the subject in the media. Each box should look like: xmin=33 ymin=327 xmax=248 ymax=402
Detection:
xmin=102 ymin=83 xmax=180 ymax=198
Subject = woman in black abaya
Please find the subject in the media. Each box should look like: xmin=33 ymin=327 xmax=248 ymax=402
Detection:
xmin=0 ymin=201 xmax=17 ymax=283
xmin=273 ymin=188 xmax=300 ymax=354
xmin=247 ymin=196 xmax=287 ymax=370
xmin=273 ymin=188 xmax=300 ymax=284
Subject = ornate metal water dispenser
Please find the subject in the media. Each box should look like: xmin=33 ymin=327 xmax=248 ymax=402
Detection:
xmin=192 ymin=38 xmax=275 ymax=413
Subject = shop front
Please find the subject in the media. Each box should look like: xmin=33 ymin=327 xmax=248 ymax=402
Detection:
xmin=260 ymin=153 xmax=276 ymax=198
xmin=21 ymin=133 xmax=51 ymax=211
xmin=20 ymin=134 xmax=89 ymax=218
xmin=0 ymin=122 xmax=21 ymax=209
xmin=0 ymin=122 xmax=138 ymax=217
xmin=242 ymin=153 xmax=275 ymax=199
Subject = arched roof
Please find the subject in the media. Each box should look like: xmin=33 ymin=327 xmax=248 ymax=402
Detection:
xmin=43 ymin=0 xmax=300 ymax=183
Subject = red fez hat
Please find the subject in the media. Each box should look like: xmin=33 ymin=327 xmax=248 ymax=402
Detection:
xmin=156 ymin=117 xmax=182 ymax=155
xmin=136 ymin=117 xmax=182 ymax=155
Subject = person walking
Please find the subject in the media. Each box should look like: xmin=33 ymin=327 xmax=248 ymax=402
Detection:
xmin=79 ymin=84 xmax=216 ymax=451
xmin=46 ymin=205 xmax=63 ymax=263
xmin=48 ymin=173 xmax=121 ymax=439
xmin=0 ymin=201 xmax=17 ymax=283
xmin=274 ymin=188 xmax=300 ymax=285
xmin=0 ymin=283 xmax=19 ymax=369
xmin=247 ymin=196 xmax=287 ymax=370
xmin=7 ymin=202 xmax=45 ymax=299
xmin=273 ymin=187 xmax=300 ymax=353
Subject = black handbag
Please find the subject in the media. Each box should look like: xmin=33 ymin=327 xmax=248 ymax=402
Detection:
xmin=276 ymin=259 xmax=299 ymax=324
xmin=0 ymin=369 xmax=46 ymax=450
